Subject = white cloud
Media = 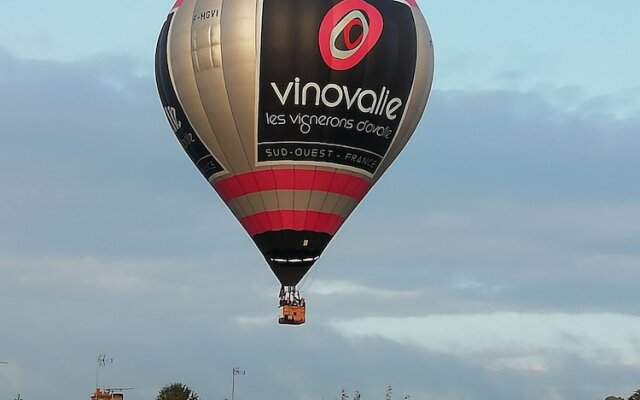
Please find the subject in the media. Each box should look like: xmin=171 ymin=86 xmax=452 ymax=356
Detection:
xmin=1 ymin=47 xmax=639 ymax=400
xmin=450 ymin=277 xmax=504 ymax=294
xmin=332 ymin=313 xmax=640 ymax=372
xmin=0 ymin=255 xmax=161 ymax=293
xmin=309 ymin=280 xmax=420 ymax=299
xmin=234 ymin=315 xmax=273 ymax=328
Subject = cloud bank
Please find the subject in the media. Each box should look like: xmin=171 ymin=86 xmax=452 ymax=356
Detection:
xmin=1 ymin=48 xmax=639 ymax=400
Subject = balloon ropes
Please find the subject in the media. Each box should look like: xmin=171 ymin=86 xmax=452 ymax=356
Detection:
xmin=155 ymin=0 xmax=434 ymax=324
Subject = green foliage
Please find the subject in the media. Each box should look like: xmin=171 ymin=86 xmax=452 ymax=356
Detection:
xmin=341 ymin=388 xmax=349 ymax=400
xmin=156 ymin=383 xmax=199 ymax=400
xmin=604 ymin=389 xmax=640 ymax=400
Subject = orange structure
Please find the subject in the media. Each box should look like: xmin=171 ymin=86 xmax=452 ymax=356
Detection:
xmin=279 ymin=304 xmax=306 ymax=325
xmin=91 ymin=388 xmax=126 ymax=400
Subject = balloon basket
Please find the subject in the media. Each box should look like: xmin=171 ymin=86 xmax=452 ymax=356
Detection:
xmin=278 ymin=304 xmax=306 ymax=325
xmin=278 ymin=286 xmax=306 ymax=325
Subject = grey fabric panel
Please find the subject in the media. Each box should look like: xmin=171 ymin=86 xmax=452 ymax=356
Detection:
xmin=334 ymin=198 xmax=359 ymax=226
xmin=258 ymin=182 xmax=279 ymax=210
xmin=219 ymin=0 xmax=258 ymax=166
xmin=275 ymin=185 xmax=295 ymax=211
xmin=328 ymin=193 xmax=354 ymax=222
xmin=170 ymin=0 xmax=233 ymax=174
xmin=292 ymin=181 xmax=313 ymax=212
xmin=226 ymin=195 xmax=255 ymax=221
xmin=307 ymin=188 xmax=331 ymax=212
xmin=216 ymin=0 xmax=267 ymax=217
xmin=189 ymin=0 xmax=253 ymax=175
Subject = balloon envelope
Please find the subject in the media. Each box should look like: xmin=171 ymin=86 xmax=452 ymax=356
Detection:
xmin=155 ymin=0 xmax=434 ymax=286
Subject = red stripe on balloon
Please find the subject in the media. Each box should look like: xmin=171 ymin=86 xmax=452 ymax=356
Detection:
xmin=214 ymin=169 xmax=371 ymax=202
xmin=172 ymin=0 xmax=185 ymax=10
xmin=241 ymin=210 xmax=345 ymax=236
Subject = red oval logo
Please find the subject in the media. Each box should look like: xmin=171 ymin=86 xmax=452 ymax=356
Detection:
xmin=318 ymin=0 xmax=384 ymax=71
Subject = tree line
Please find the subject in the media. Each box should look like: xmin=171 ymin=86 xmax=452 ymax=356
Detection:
xmin=606 ymin=389 xmax=640 ymax=400
xmin=155 ymin=382 xmax=640 ymax=400
xmin=155 ymin=383 xmax=408 ymax=400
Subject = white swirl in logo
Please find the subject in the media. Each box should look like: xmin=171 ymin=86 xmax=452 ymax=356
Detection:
xmin=319 ymin=0 xmax=383 ymax=70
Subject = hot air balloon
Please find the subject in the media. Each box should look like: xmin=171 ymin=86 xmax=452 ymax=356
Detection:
xmin=155 ymin=0 xmax=434 ymax=324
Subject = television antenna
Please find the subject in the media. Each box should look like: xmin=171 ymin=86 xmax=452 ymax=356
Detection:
xmin=96 ymin=354 xmax=114 ymax=388
xmin=231 ymin=367 xmax=246 ymax=400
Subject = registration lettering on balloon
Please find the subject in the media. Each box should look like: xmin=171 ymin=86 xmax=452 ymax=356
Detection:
xmin=163 ymin=106 xmax=182 ymax=132
xmin=257 ymin=0 xmax=417 ymax=176
xmin=193 ymin=9 xmax=219 ymax=22
xmin=163 ymin=106 xmax=196 ymax=149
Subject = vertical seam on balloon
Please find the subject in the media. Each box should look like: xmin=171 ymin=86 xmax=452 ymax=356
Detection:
xmin=309 ymin=170 xmax=327 ymax=230
xmin=333 ymin=174 xmax=357 ymax=222
xmin=313 ymin=49 xmax=340 ymax=232
xmin=314 ymin=169 xmax=337 ymax=232
xmin=253 ymin=0 xmax=269 ymax=236
xmin=250 ymin=172 xmax=268 ymax=235
xmin=270 ymin=167 xmax=283 ymax=232
xmin=295 ymin=168 xmax=307 ymax=231
xmin=314 ymin=50 xmax=348 ymax=231
xmin=293 ymin=167 xmax=308 ymax=231
xmin=253 ymin=0 xmax=264 ymax=169
xmin=292 ymin=165 xmax=299 ymax=230
xmin=189 ymin=1 xmax=255 ymax=220
xmin=217 ymin=0 xmax=262 ymax=227
xmin=209 ymin=0 xmax=260 ymax=223
xmin=274 ymin=167 xmax=287 ymax=231
xmin=218 ymin=0 xmax=255 ymax=175
xmin=300 ymin=166 xmax=318 ymax=235
xmin=174 ymin=0 xmax=234 ymax=175
xmin=165 ymin=3 xmax=232 ymax=177
xmin=325 ymin=172 xmax=354 ymax=235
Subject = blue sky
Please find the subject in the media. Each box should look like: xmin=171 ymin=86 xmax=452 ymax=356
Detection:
xmin=1 ymin=1 xmax=639 ymax=400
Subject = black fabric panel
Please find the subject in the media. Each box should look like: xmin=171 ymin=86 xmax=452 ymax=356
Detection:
xmin=252 ymin=230 xmax=333 ymax=286
xmin=257 ymin=0 xmax=418 ymax=175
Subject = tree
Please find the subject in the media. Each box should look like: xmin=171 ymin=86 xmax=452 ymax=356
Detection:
xmin=604 ymin=390 xmax=640 ymax=400
xmin=385 ymin=386 xmax=392 ymax=400
xmin=156 ymin=383 xmax=199 ymax=400
xmin=341 ymin=388 xmax=349 ymax=400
